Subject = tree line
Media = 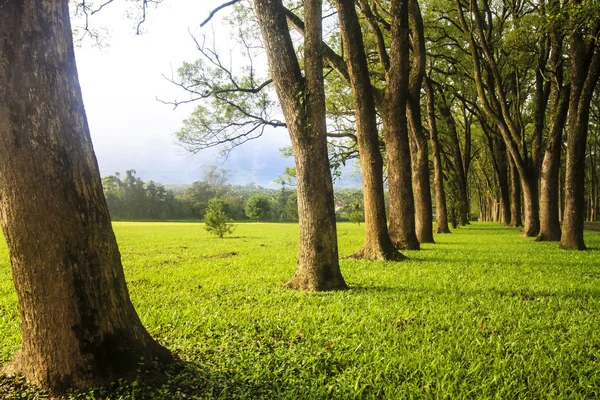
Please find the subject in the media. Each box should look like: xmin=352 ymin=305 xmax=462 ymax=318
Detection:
xmin=101 ymin=168 xmax=367 ymax=222
xmin=0 ymin=0 xmax=598 ymax=394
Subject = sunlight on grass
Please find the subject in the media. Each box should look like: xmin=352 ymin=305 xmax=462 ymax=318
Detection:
xmin=1 ymin=222 xmax=599 ymax=398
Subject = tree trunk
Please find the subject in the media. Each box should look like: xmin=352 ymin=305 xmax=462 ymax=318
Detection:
xmin=560 ymin=5 xmax=600 ymax=250
xmin=439 ymin=99 xmax=469 ymax=226
xmin=496 ymin=140 xmax=511 ymax=226
xmin=538 ymin=86 xmax=569 ymax=241
xmin=509 ymin=157 xmax=523 ymax=227
xmin=0 ymin=0 xmax=172 ymax=391
xmin=424 ymin=77 xmax=450 ymax=233
xmin=537 ymin=20 xmax=568 ymax=242
xmin=383 ymin=0 xmax=420 ymax=250
xmin=254 ymin=0 xmax=347 ymax=288
xmin=334 ymin=0 xmax=403 ymax=260
xmin=407 ymin=0 xmax=434 ymax=243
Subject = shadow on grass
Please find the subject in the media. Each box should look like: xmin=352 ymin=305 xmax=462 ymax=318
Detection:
xmin=0 ymin=359 xmax=282 ymax=400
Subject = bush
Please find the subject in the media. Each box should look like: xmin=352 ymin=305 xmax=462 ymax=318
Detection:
xmin=204 ymin=198 xmax=235 ymax=238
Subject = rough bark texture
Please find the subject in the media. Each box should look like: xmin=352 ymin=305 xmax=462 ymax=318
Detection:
xmin=538 ymin=22 xmax=568 ymax=242
xmin=384 ymin=0 xmax=420 ymax=250
xmin=254 ymin=0 xmax=347 ymax=288
xmin=407 ymin=0 xmax=434 ymax=243
xmin=560 ymin=3 xmax=600 ymax=250
xmin=0 ymin=0 xmax=172 ymax=391
xmin=334 ymin=0 xmax=403 ymax=261
xmin=424 ymin=77 xmax=450 ymax=233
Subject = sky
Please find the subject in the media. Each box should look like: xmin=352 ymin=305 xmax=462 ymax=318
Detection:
xmin=73 ymin=0 xmax=297 ymax=187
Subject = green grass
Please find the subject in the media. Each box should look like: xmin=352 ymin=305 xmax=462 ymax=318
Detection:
xmin=1 ymin=222 xmax=600 ymax=399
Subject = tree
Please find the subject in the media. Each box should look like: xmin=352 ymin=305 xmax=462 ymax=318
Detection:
xmin=381 ymin=0 xmax=421 ymax=250
xmin=205 ymin=198 xmax=235 ymax=238
xmin=348 ymin=202 xmax=365 ymax=226
xmin=424 ymin=76 xmax=451 ymax=234
xmin=253 ymin=0 xmax=347 ymax=290
xmin=560 ymin=0 xmax=600 ymax=249
xmin=0 ymin=0 xmax=171 ymax=391
xmin=333 ymin=0 xmax=403 ymax=260
xmin=538 ymin=1 xmax=569 ymax=242
xmin=245 ymin=194 xmax=271 ymax=222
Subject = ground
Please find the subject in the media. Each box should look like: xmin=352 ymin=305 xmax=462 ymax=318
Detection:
xmin=0 ymin=222 xmax=599 ymax=398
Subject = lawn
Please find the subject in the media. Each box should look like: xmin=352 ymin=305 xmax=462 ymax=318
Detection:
xmin=1 ymin=222 xmax=599 ymax=399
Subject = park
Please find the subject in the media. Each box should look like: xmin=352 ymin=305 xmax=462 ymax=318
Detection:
xmin=0 ymin=0 xmax=599 ymax=398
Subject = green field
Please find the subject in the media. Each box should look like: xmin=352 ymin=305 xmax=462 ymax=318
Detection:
xmin=1 ymin=222 xmax=600 ymax=399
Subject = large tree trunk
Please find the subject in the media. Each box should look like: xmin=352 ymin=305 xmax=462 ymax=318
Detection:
xmin=254 ymin=0 xmax=347 ymax=289
xmin=424 ymin=77 xmax=450 ymax=234
xmin=407 ymin=0 xmax=434 ymax=243
xmin=0 ymin=0 xmax=172 ymax=391
xmin=334 ymin=0 xmax=403 ymax=260
xmin=560 ymin=4 xmax=600 ymax=250
xmin=538 ymin=19 xmax=569 ymax=242
xmin=383 ymin=0 xmax=420 ymax=250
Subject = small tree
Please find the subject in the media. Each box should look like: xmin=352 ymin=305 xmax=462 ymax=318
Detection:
xmin=204 ymin=197 xmax=235 ymax=238
xmin=245 ymin=194 xmax=271 ymax=222
xmin=348 ymin=202 xmax=365 ymax=226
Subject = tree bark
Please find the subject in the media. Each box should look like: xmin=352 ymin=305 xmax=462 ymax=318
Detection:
xmin=407 ymin=0 xmax=434 ymax=243
xmin=439 ymin=98 xmax=469 ymax=225
xmin=0 ymin=0 xmax=172 ymax=391
xmin=509 ymin=157 xmax=523 ymax=227
xmin=537 ymin=19 xmax=569 ymax=242
xmin=334 ymin=0 xmax=404 ymax=261
xmin=384 ymin=0 xmax=420 ymax=250
xmin=560 ymin=2 xmax=600 ymax=250
xmin=254 ymin=0 xmax=347 ymax=288
xmin=424 ymin=77 xmax=450 ymax=234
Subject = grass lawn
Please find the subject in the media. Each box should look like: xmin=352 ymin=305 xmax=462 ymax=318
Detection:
xmin=1 ymin=222 xmax=599 ymax=399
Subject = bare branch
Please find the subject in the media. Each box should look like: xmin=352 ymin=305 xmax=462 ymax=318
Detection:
xmin=200 ymin=0 xmax=241 ymax=27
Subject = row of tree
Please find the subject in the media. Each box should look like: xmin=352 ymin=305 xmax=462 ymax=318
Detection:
xmin=101 ymin=169 xmax=371 ymax=223
xmin=174 ymin=0 xmax=599 ymax=288
xmin=1 ymin=0 xmax=598 ymax=394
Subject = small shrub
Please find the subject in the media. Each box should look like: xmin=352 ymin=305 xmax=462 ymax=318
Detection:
xmin=204 ymin=197 xmax=235 ymax=238
xmin=349 ymin=211 xmax=364 ymax=226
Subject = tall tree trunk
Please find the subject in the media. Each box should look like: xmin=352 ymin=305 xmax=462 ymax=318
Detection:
xmin=496 ymin=140 xmax=511 ymax=225
xmin=407 ymin=0 xmax=434 ymax=243
xmin=538 ymin=19 xmax=569 ymax=241
xmin=509 ymin=157 xmax=523 ymax=227
xmin=384 ymin=0 xmax=420 ymax=250
xmin=439 ymin=99 xmax=469 ymax=225
xmin=333 ymin=0 xmax=403 ymax=261
xmin=425 ymin=77 xmax=450 ymax=233
xmin=538 ymin=87 xmax=569 ymax=241
xmin=254 ymin=0 xmax=347 ymax=288
xmin=560 ymin=3 xmax=600 ymax=249
xmin=0 ymin=0 xmax=172 ymax=391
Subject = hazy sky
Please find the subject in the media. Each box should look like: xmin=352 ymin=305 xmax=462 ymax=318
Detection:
xmin=73 ymin=0 xmax=295 ymax=186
